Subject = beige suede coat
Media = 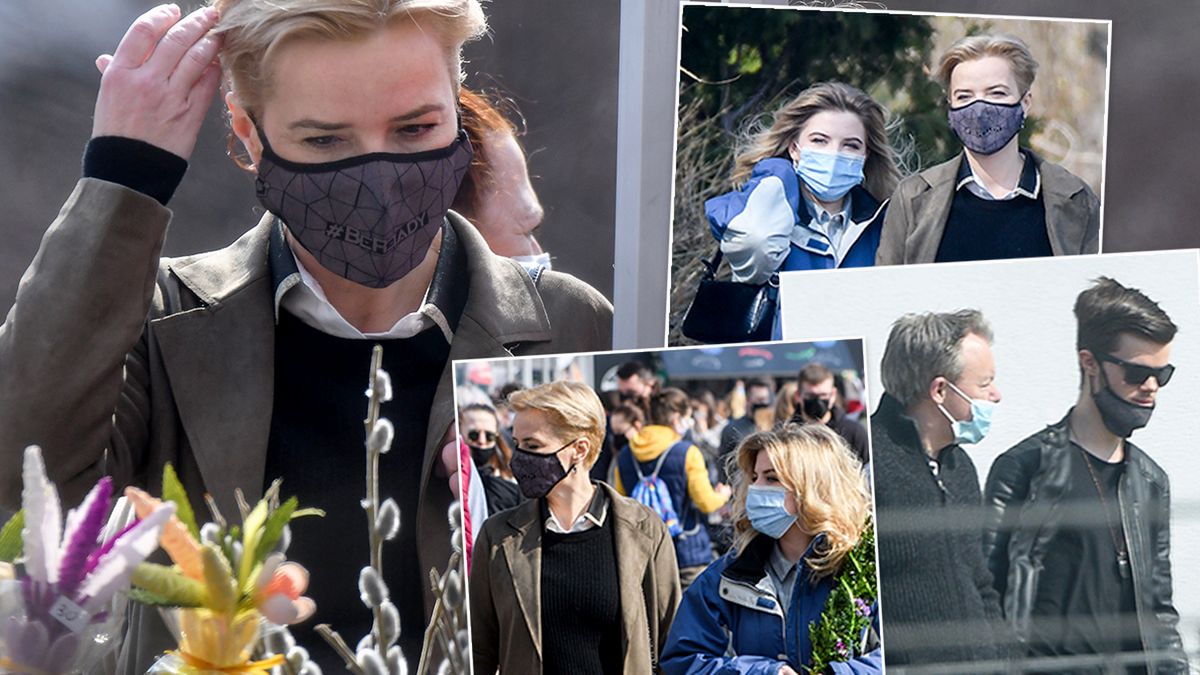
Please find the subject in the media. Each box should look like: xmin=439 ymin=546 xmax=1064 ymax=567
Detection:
xmin=0 ymin=178 xmax=613 ymax=672
xmin=469 ymin=482 xmax=681 ymax=675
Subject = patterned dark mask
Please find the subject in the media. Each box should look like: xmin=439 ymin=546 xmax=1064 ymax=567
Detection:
xmin=509 ymin=440 xmax=577 ymax=499
xmin=947 ymin=99 xmax=1025 ymax=156
xmin=254 ymin=128 xmax=473 ymax=288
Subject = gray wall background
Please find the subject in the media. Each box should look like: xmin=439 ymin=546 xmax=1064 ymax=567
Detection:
xmin=0 ymin=0 xmax=619 ymax=318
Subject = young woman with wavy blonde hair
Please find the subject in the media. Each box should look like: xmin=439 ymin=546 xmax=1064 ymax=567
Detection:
xmin=661 ymin=424 xmax=880 ymax=674
xmin=706 ymin=82 xmax=901 ymax=290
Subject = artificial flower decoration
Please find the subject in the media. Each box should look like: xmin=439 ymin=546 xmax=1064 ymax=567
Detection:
xmin=127 ymin=464 xmax=322 ymax=674
xmin=255 ymin=553 xmax=315 ymax=626
xmin=0 ymin=446 xmax=174 ymax=674
xmin=808 ymin=520 xmax=879 ymax=673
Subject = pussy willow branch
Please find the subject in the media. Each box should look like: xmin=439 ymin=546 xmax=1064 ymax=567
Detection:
xmin=316 ymin=624 xmax=365 ymax=675
xmin=364 ymin=344 xmax=386 ymax=656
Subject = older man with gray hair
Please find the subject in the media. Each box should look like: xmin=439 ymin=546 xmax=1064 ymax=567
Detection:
xmin=870 ymin=309 xmax=1013 ymax=672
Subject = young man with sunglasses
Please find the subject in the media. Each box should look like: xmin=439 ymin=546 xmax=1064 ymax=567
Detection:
xmin=983 ymin=277 xmax=1188 ymax=674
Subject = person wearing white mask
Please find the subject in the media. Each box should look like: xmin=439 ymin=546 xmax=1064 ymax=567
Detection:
xmin=661 ymin=424 xmax=880 ymax=675
xmin=869 ymin=309 xmax=1013 ymax=672
xmin=614 ymin=387 xmax=732 ymax=588
xmin=702 ymin=82 xmax=901 ymax=338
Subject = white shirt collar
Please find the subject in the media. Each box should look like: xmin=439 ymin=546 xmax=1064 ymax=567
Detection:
xmin=279 ymin=248 xmax=451 ymax=342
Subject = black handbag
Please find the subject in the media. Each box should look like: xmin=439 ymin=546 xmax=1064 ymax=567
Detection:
xmin=680 ymin=245 xmax=778 ymax=344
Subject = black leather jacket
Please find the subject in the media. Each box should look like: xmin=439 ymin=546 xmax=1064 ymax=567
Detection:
xmin=982 ymin=410 xmax=1188 ymax=673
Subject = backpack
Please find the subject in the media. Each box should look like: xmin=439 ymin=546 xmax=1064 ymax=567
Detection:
xmin=629 ymin=448 xmax=683 ymax=538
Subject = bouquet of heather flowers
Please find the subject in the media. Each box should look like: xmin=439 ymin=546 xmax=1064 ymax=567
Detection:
xmin=0 ymin=446 xmax=173 ymax=674
xmin=807 ymin=521 xmax=879 ymax=674
xmin=128 ymin=464 xmax=321 ymax=674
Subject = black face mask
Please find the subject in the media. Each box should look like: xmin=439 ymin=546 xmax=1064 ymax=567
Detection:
xmin=1092 ymin=368 xmax=1155 ymax=438
xmin=508 ymin=439 xmax=577 ymax=499
xmin=618 ymin=391 xmax=639 ymax=403
xmin=801 ymin=396 xmax=831 ymax=420
xmin=749 ymin=401 xmax=772 ymax=414
xmin=467 ymin=443 xmax=496 ymax=469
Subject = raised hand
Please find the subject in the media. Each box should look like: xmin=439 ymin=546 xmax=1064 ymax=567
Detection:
xmin=92 ymin=3 xmax=223 ymax=161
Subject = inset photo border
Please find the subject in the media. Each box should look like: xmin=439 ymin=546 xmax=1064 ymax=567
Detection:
xmin=669 ymin=1 xmax=1111 ymax=346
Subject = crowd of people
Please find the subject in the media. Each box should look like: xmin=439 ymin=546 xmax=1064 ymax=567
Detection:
xmin=460 ymin=359 xmax=879 ymax=674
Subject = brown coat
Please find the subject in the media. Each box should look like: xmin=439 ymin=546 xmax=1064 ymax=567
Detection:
xmin=0 ymin=178 xmax=613 ymax=672
xmin=875 ymin=150 xmax=1101 ymax=265
xmin=469 ymin=482 xmax=681 ymax=674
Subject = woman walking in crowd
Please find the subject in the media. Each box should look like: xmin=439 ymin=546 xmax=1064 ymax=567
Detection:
xmin=461 ymin=403 xmax=522 ymax=514
xmin=662 ymin=425 xmax=881 ymax=674
xmin=615 ymin=388 xmax=732 ymax=589
xmin=470 ymin=381 xmax=681 ymax=674
xmin=877 ymin=34 xmax=1100 ymax=264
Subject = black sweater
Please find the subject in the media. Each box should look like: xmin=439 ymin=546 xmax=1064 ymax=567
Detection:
xmin=870 ymin=393 xmax=1013 ymax=671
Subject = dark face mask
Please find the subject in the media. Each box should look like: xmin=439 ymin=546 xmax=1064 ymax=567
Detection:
xmin=509 ymin=439 xmax=578 ymax=499
xmin=467 ymin=443 xmax=496 ymax=469
xmin=254 ymin=127 xmax=474 ymax=288
xmin=1092 ymin=367 xmax=1155 ymax=438
xmin=801 ymin=396 xmax=831 ymax=420
xmin=947 ymin=98 xmax=1025 ymax=156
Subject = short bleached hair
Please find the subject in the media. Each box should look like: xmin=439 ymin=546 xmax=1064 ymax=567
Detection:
xmin=212 ymin=0 xmax=487 ymax=115
xmin=508 ymin=381 xmax=606 ymax=468
xmin=936 ymin=34 xmax=1039 ymax=96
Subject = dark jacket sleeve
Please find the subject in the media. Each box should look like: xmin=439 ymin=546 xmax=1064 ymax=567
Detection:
xmin=1150 ymin=475 xmax=1188 ymax=673
xmin=0 ymin=179 xmax=169 ymax=510
xmin=982 ymin=446 xmax=1039 ymax=601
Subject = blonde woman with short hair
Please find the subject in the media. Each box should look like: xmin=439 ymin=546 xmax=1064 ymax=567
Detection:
xmin=876 ymin=33 xmax=1100 ymax=264
xmin=470 ymin=381 xmax=681 ymax=674
xmin=661 ymin=424 xmax=881 ymax=675
xmin=0 ymin=0 xmax=612 ymax=670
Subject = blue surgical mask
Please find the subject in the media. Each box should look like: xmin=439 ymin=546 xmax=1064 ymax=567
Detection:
xmin=936 ymin=381 xmax=996 ymax=445
xmin=745 ymin=485 xmax=798 ymax=539
xmin=793 ymin=148 xmax=865 ymax=202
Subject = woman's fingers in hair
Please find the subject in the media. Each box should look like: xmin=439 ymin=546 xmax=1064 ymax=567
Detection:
xmin=92 ymin=4 xmax=222 ymax=160
xmin=108 ymin=4 xmax=182 ymax=70
xmin=165 ymin=14 xmax=224 ymax=93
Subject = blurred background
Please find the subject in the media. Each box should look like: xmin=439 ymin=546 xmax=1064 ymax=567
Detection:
xmin=670 ymin=5 xmax=1109 ymax=344
xmin=0 ymin=0 xmax=620 ymax=318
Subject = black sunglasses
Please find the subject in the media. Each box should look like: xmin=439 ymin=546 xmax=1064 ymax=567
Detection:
xmin=467 ymin=429 xmax=498 ymax=444
xmin=1096 ymin=352 xmax=1175 ymax=387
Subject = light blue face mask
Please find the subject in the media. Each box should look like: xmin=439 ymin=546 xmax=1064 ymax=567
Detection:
xmin=936 ymin=381 xmax=996 ymax=445
xmin=745 ymin=485 xmax=798 ymax=539
xmin=793 ymin=148 xmax=865 ymax=203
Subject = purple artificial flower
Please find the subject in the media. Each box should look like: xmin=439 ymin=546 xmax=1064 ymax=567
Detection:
xmin=58 ymin=477 xmax=114 ymax=599
xmin=854 ymin=598 xmax=871 ymax=617
xmin=836 ymin=639 xmax=849 ymax=658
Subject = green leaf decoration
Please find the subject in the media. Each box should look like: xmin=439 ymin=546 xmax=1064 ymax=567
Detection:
xmin=128 ymin=588 xmax=178 ymax=607
xmin=131 ymin=562 xmax=207 ymax=608
xmin=0 ymin=509 xmax=24 ymax=563
xmin=239 ymin=499 xmax=270 ymax=586
xmin=162 ymin=464 xmax=199 ymax=541
xmin=253 ymin=497 xmax=297 ymax=566
xmin=202 ymin=543 xmax=238 ymax=613
xmin=291 ymin=507 xmax=326 ymax=520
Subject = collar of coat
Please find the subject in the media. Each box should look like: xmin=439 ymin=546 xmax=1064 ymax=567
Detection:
xmin=151 ymin=209 xmax=554 ymax=517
